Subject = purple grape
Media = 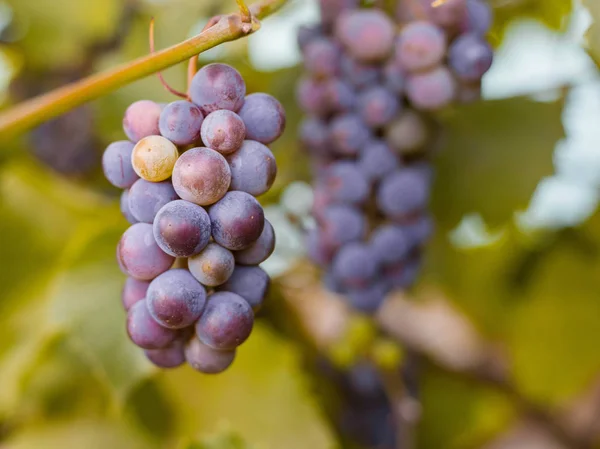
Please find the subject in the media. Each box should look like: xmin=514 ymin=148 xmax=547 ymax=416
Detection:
xmin=329 ymin=113 xmax=370 ymax=156
xmin=423 ymin=0 xmax=467 ymax=27
xmin=377 ymin=168 xmax=431 ymax=220
xmin=189 ymin=63 xmax=246 ymax=114
xmin=122 ymin=277 xmax=150 ymax=311
xmin=117 ymin=223 xmax=175 ymax=281
xmin=209 ymin=191 xmax=265 ymax=251
xmin=306 ymin=228 xmax=336 ymax=266
xmin=296 ymin=77 xmax=328 ymax=115
xmin=188 ymin=242 xmax=235 ymax=287
xmin=461 ymin=0 xmax=493 ymax=35
xmin=332 ymin=242 xmax=379 ymax=289
xmin=172 ymin=147 xmax=231 ymax=206
xmin=120 ymin=190 xmax=138 ymax=224
xmin=385 ymin=110 xmax=429 ymax=155
xmin=385 ymin=257 xmax=422 ymax=289
xmin=234 ymin=219 xmax=275 ymax=265
xmin=127 ymin=300 xmax=178 ymax=349
xmin=323 ymin=161 xmax=370 ymax=205
xmin=325 ymin=78 xmax=356 ymax=113
xmin=152 ymin=200 xmax=211 ymax=257
xmin=195 ymin=291 xmax=254 ymax=350
xmin=123 ymin=100 xmax=162 ymax=143
xmin=227 ymin=140 xmax=277 ymax=197
xmin=320 ymin=204 xmax=366 ymax=248
xmin=145 ymin=339 xmax=186 ymax=368
xmin=299 ymin=116 xmax=330 ymax=156
xmin=102 ymin=141 xmax=138 ymax=188
xmin=370 ymin=225 xmax=411 ymax=266
xmin=319 ymin=0 xmax=359 ymax=25
xmin=402 ymin=214 xmax=434 ymax=249
xmin=448 ymin=33 xmax=493 ymax=82
xmin=357 ymin=86 xmax=401 ymax=128
xmin=158 ymin=100 xmax=204 ymax=146
xmin=297 ymin=24 xmax=323 ymax=50
xmin=335 ymin=9 xmax=396 ymax=62
xmin=200 ymin=110 xmax=246 ymax=155
xmin=185 ymin=337 xmax=236 ymax=374
xmin=347 ymin=282 xmax=390 ymax=313
xmin=146 ymin=269 xmax=207 ymax=329
xmin=395 ymin=21 xmax=447 ymax=73
xmin=217 ymin=265 xmax=270 ymax=311
xmin=303 ymin=37 xmax=341 ymax=78
xmin=405 ymin=66 xmax=457 ymax=110
xmin=340 ymin=55 xmax=380 ymax=88
xmin=383 ymin=62 xmax=406 ymax=95
xmin=237 ymin=93 xmax=286 ymax=145
xmin=128 ymin=179 xmax=179 ymax=224
xmin=358 ymin=140 xmax=399 ymax=182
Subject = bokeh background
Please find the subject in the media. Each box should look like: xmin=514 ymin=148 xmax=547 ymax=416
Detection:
xmin=0 ymin=0 xmax=599 ymax=448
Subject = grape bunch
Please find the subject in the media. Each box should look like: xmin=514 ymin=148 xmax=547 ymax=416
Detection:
xmin=298 ymin=0 xmax=493 ymax=312
xmin=102 ymin=63 xmax=285 ymax=374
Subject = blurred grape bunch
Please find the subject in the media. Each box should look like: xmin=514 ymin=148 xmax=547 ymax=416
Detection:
xmin=297 ymin=0 xmax=494 ymax=313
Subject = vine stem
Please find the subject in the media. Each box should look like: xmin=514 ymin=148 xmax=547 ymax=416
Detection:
xmin=0 ymin=0 xmax=289 ymax=139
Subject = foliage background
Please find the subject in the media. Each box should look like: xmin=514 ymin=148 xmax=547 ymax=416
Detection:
xmin=0 ymin=0 xmax=599 ymax=447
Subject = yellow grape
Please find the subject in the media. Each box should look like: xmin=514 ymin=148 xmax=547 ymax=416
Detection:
xmin=131 ymin=135 xmax=179 ymax=182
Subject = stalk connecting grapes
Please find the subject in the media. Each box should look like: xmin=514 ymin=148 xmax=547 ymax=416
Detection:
xmin=298 ymin=0 xmax=493 ymax=312
xmin=103 ymin=62 xmax=285 ymax=373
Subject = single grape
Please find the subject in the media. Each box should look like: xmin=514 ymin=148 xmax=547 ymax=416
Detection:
xmin=217 ymin=265 xmax=270 ymax=311
xmin=297 ymin=24 xmax=323 ymax=50
xmin=377 ymin=168 xmax=431 ymax=220
xmin=347 ymin=282 xmax=390 ymax=314
xmin=323 ymin=161 xmax=370 ymax=205
xmin=127 ymin=300 xmax=178 ymax=349
xmin=152 ymin=199 xmax=211 ymax=257
xmin=122 ymin=277 xmax=150 ymax=311
xmin=158 ymin=100 xmax=204 ymax=146
xmin=306 ymin=228 xmax=336 ymax=267
xmin=189 ymin=63 xmax=246 ymax=114
xmin=296 ymin=77 xmax=329 ymax=116
xmin=395 ymin=21 xmax=447 ymax=73
xmin=200 ymin=110 xmax=246 ymax=155
xmin=227 ymin=140 xmax=277 ymax=197
xmin=209 ymin=191 xmax=265 ymax=250
xmin=145 ymin=339 xmax=186 ymax=368
xmin=320 ymin=204 xmax=366 ymax=248
xmin=120 ymin=190 xmax=138 ymax=224
xmin=332 ymin=242 xmax=379 ymax=289
xmin=385 ymin=110 xmax=429 ymax=155
xmin=146 ymin=269 xmax=207 ymax=329
xmin=370 ymin=224 xmax=411 ymax=266
xmin=358 ymin=140 xmax=399 ymax=182
xmin=357 ymin=85 xmax=401 ymax=128
xmin=237 ymin=93 xmax=286 ymax=145
xmin=303 ymin=37 xmax=340 ymax=78
xmin=340 ymin=55 xmax=380 ymax=88
xmin=405 ymin=66 xmax=457 ymax=110
xmin=172 ymin=147 xmax=231 ymax=206
xmin=123 ymin=100 xmax=162 ymax=143
xmin=383 ymin=62 xmax=406 ymax=95
xmin=195 ymin=291 xmax=254 ymax=350
xmin=185 ymin=337 xmax=236 ymax=374
xmin=131 ymin=135 xmax=179 ymax=182
xmin=329 ymin=113 xmax=370 ymax=156
xmin=102 ymin=141 xmax=138 ymax=188
xmin=461 ymin=0 xmax=493 ymax=35
xmin=188 ymin=242 xmax=235 ymax=287
xmin=299 ymin=116 xmax=330 ymax=156
xmin=234 ymin=219 xmax=275 ymax=265
xmin=325 ymin=78 xmax=356 ymax=113
xmin=448 ymin=33 xmax=494 ymax=82
xmin=117 ymin=223 xmax=175 ymax=281
xmin=128 ymin=179 xmax=179 ymax=224
xmin=335 ymin=9 xmax=396 ymax=62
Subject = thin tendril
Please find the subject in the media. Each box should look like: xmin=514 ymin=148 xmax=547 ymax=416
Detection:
xmin=149 ymin=18 xmax=188 ymax=99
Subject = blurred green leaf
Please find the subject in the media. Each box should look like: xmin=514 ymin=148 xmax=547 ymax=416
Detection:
xmin=584 ymin=0 xmax=600 ymax=65
xmin=432 ymin=97 xmax=564 ymax=230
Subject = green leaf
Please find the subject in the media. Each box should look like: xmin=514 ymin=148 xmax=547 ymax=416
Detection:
xmin=584 ymin=0 xmax=600 ymax=65
xmin=155 ymin=324 xmax=337 ymax=449
xmin=431 ymin=97 xmax=564 ymax=230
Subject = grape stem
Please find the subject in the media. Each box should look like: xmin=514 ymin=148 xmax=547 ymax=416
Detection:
xmin=0 ymin=0 xmax=288 ymax=139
